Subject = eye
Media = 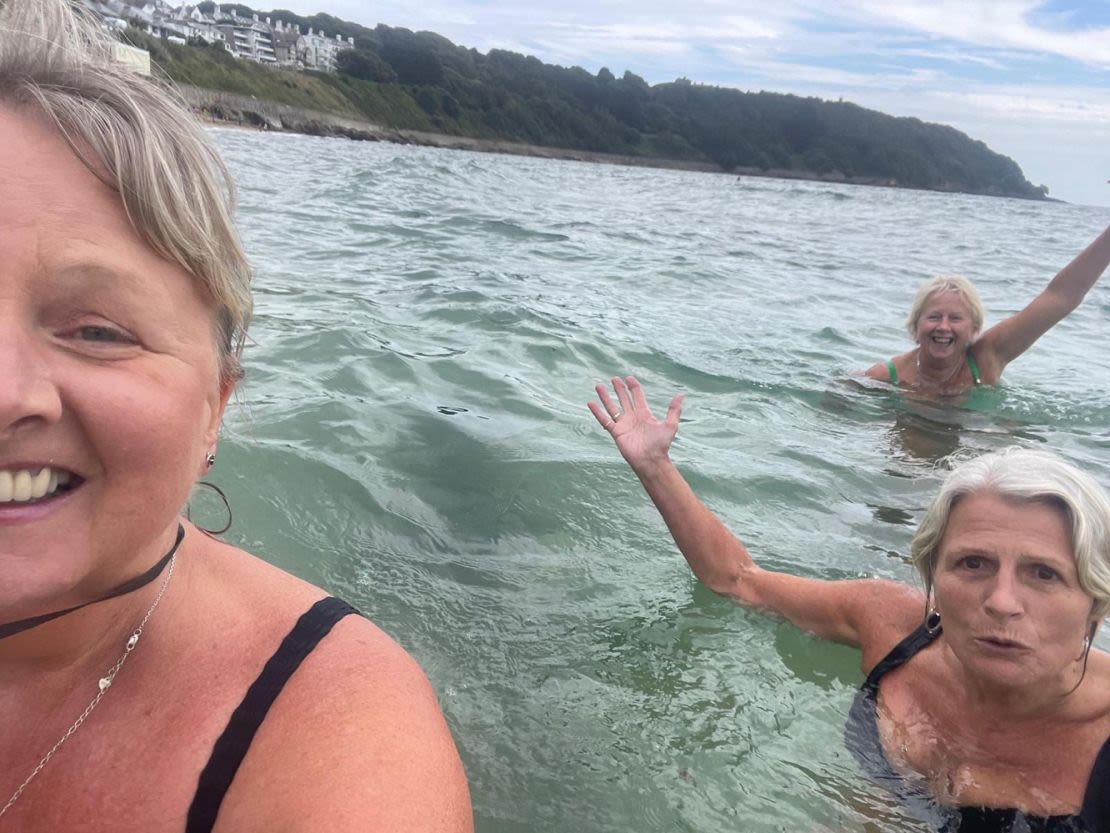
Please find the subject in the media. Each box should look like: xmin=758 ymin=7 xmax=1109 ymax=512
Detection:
xmin=71 ymin=324 xmax=136 ymax=345
xmin=1033 ymin=564 xmax=1060 ymax=582
xmin=959 ymin=555 xmax=984 ymax=570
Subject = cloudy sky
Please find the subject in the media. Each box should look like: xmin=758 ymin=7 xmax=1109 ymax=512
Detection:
xmin=266 ymin=0 xmax=1110 ymax=207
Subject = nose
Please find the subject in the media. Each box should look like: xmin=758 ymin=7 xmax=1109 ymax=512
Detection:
xmin=982 ymin=568 xmax=1024 ymax=619
xmin=0 ymin=317 xmax=63 ymax=438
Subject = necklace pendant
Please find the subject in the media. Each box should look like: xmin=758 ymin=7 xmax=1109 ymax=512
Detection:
xmin=126 ymin=632 xmax=140 ymax=651
xmin=98 ymin=676 xmax=113 ymax=692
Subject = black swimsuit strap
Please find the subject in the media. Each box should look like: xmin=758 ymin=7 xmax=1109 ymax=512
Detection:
xmin=1081 ymin=735 xmax=1110 ymax=825
xmin=861 ymin=613 xmax=942 ymax=696
xmin=0 ymin=524 xmax=185 ymax=640
xmin=185 ymin=596 xmax=359 ymax=833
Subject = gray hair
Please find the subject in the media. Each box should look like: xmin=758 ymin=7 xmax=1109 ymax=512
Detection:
xmin=905 ymin=275 xmax=985 ymax=340
xmin=911 ymin=448 xmax=1110 ymax=620
xmin=0 ymin=0 xmax=251 ymax=383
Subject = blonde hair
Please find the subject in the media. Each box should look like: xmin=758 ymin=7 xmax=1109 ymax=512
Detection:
xmin=0 ymin=0 xmax=251 ymax=383
xmin=911 ymin=448 xmax=1110 ymax=621
xmin=905 ymin=275 xmax=984 ymax=340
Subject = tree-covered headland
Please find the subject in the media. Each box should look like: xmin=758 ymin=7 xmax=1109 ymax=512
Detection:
xmin=144 ymin=3 xmax=1047 ymax=199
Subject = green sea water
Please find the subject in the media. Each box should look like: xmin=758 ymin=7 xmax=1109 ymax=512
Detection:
xmin=203 ymin=127 xmax=1110 ymax=832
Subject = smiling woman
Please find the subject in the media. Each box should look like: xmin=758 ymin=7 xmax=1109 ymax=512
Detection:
xmin=0 ymin=1 xmax=471 ymax=831
xmin=863 ymin=226 xmax=1110 ymax=396
xmin=590 ymin=376 xmax=1110 ymax=831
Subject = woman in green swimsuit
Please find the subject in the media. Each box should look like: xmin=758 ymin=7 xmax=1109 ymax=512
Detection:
xmin=863 ymin=224 xmax=1110 ymax=396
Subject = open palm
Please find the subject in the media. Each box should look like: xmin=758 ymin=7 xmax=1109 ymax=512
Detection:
xmin=588 ymin=376 xmax=683 ymax=470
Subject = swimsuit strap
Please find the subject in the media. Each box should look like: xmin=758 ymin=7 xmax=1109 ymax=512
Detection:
xmin=965 ymin=349 xmax=982 ymax=386
xmin=861 ymin=613 xmax=942 ymax=696
xmin=1081 ymin=735 xmax=1110 ymax=828
xmin=185 ymin=596 xmax=359 ymax=833
xmin=0 ymin=524 xmax=185 ymax=640
xmin=886 ymin=359 xmax=899 ymax=386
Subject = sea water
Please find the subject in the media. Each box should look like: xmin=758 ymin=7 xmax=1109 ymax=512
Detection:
xmin=206 ymin=127 xmax=1110 ymax=832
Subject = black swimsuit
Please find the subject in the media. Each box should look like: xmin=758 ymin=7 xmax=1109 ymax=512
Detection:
xmin=845 ymin=621 xmax=1110 ymax=832
xmin=185 ymin=596 xmax=358 ymax=833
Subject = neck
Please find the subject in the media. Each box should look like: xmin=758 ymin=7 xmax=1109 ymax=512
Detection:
xmin=915 ymin=347 xmax=963 ymax=386
xmin=0 ymin=524 xmax=184 ymax=672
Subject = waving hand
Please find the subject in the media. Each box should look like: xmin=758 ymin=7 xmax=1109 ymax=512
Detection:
xmin=588 ymin=376 xmax=683 ymax=474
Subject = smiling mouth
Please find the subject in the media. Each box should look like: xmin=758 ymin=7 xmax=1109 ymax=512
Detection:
xmin=0 ymin=467 xmax=79 ymax=504
xmin=930 ymin=335 xmax=955 ymax=346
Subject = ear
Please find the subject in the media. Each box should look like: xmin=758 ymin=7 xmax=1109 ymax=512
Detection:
xmin=201 ymin=377 xmax=235 ymax=465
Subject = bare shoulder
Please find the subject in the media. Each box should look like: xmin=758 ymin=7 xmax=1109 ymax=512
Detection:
xmin=861 ymin=361 xmax=891 ymax=381
xmin=847 ymin=579 xmax=927 ymax=673
xmin=185 ymin=535 xmax=472 ymax=832
xmin=860 ymin=351 xmax=913 ymax=384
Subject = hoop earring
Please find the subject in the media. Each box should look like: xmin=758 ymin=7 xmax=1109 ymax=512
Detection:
xmin=188 ymin=480 xmax=233 ymax=536
xmin=925 ymin=609 xmax=942 ymax=634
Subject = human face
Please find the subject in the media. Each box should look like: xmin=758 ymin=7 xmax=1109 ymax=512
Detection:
xmin=933 ymin=491 xmax=1095 ymax=695
xmin=0 ymin=106 xmax=232 ymax=617
xmin=914 ymin=291 xmax=975 ymax=364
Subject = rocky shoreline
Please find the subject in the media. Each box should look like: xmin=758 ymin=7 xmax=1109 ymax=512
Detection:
xmin=177 ymin=85 xmax=1007 ymax=194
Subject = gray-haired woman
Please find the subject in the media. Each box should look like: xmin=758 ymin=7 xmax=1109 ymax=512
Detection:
xmin=0 ymin=2 xmax=471 ymax=830
xmin=591 ymin=376 xmax=1108 ymax=830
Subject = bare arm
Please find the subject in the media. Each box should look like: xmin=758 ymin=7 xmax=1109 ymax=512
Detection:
xmin=978 ymin=223 xmax=1110 ymax=369
xmin=227 ymin=617 xmax=473 ymax=833
xmin=589 ymin=376 xmax=920 ymax=651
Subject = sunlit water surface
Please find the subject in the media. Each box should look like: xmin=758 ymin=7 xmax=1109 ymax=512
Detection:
xmin=205 ymin=128 xmax=1110 ymax=832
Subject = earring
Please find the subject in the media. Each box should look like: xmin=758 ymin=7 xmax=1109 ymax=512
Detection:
xmin=189 ymin=480 xmax=233 ymax=536
xmin=205 ymin=452 xmax=216 ymax=468
xmin=925 ymin=609 xmax=942 ymax=633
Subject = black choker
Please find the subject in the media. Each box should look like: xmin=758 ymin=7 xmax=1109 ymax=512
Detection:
xmin=0 ymin=524 xmax=185 ymax=640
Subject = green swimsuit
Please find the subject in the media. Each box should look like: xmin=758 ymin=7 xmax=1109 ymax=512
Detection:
xmin=886 ymin=350 xmax=981 ymax=387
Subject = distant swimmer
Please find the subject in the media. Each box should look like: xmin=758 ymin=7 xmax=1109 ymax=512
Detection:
xmin=862 ymin=223 xmax=1110 ymax=396
xmin=588 ymin=378 xmax=1109 ymax=828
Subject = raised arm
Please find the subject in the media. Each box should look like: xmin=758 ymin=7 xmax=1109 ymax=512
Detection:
xmin=978 ymin=223 xmax=1110 ymax=369
xmin=589 ymin=376 xmax=920 ymax=652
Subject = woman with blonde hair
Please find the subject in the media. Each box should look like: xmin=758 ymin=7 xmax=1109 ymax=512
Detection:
xmin=863 ymin=226 xmax=1110 ymax=395
xmin=0 ymin=1 xmax=471 ymax=830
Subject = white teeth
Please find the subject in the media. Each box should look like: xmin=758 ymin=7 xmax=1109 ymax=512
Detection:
xmin=30 ymin=468 xmax=51 ymax=499
xmin=0 ymin=467 xmax=74 ymax=504
xmin=12 ymin=471 xmax=31 ymax=502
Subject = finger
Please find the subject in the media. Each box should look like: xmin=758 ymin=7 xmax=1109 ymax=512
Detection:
xmin=613 ymin=376 xmax=634 ymax=412
xmin=595 ymin=383 xmax=620 ymax=417
xmin=665 ymin=393 xmax=684 ymax=430
xmin=626 ymin=375 xmax=651 ymax=412
xmin=587 ymin=400 xmax=616 ymax=430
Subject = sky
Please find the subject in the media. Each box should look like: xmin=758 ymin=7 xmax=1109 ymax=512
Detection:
xmin=264 ymin=0 xmax=1110 ymax=207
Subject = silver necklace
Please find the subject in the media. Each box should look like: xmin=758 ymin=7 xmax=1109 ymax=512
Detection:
xmin=0 ymin=552 xmax=177 ymax=819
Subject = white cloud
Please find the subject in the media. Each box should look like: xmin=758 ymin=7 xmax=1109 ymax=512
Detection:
xmin=833 ymin=0 xmax=1110 ymax=67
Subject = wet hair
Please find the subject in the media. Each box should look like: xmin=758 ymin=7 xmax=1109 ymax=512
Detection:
xmin=905 ymin=275 xmax=985 ymax=340
xmin=911 ymin=447 xmax=1110 ymax=621
xmin=0 ymin=0 xmax=251 ymax=384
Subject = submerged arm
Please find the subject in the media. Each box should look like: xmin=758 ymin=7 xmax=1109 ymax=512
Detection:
xmin=980 ymin=223 xmax=1110 ymax=367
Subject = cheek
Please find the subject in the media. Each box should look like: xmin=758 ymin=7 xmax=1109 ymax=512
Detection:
xmin=79 ymin=368 xmax=215 ymax=484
